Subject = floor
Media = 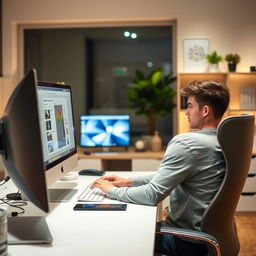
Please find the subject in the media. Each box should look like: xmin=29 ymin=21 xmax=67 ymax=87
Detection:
xmin=236 ymin=215 xmax=256 ymax=256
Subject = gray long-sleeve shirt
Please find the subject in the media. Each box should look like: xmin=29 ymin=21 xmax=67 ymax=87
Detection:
xmin=107 ymin=128 xmax=225 ymax=231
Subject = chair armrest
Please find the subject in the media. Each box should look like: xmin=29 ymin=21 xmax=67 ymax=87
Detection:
xmin=156 ymin=226 xmax=221 ymax=256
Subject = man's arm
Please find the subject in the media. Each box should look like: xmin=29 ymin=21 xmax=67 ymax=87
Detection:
xmin=106 ymin=139 xmax=193 ymax=206
xmin=91 ymin=173 xmax=156 ymax=192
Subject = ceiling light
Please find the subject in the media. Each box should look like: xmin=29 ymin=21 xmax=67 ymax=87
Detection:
xmin=124 ymin=31 xmax=130 ymax=37
xmin=131 ymin=33 xmax=137 ymax=39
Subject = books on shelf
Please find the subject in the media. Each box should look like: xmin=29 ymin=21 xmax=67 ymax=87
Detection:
xmin=240 ymin=87 xmax=256 ymax=110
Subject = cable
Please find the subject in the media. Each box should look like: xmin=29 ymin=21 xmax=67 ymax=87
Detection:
xmin=0 ymin=176 xmax=27 ymax=217
xmin=0 ymin=175 xmax=10 ymax=186
xmin=0 ymin=190 xmax=27 ymax=217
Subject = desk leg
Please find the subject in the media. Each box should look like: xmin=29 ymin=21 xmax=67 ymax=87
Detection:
xmin=101 ymin=160 xmax=132 ymax=171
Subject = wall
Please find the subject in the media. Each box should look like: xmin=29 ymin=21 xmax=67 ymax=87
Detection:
xmin=1 ymin=0 xmax=256 ymax=115
xmin=29 ymin=29 xmax=86 ymax=137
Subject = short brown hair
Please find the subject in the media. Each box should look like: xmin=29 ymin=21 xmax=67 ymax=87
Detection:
xmin=180 ymin=80 xmax=230 ymax=119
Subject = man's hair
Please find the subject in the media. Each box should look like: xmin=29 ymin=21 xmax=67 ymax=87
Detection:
xmin=180 ymin=80 xmax=230 ymax=119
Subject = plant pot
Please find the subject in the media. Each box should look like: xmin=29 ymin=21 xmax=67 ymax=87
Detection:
xmin=228 ymin=63 xmax=237 ymax=72
xmin=209 ymin=63 xmax=219 ymax=73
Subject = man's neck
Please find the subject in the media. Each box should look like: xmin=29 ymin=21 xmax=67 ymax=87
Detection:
xmin=198 ymin=118 xmax=221 ymax=130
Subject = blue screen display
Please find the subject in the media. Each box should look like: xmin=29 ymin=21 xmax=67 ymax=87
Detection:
xmin=80 ymin=115 xmax=130 ymax=147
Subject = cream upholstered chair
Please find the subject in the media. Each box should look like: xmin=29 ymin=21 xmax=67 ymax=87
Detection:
xmin=156 ymin=114 xmax=255 ymax=256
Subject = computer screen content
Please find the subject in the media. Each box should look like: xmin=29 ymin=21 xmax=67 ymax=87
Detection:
xmin=80 ymin=115 xmax=130 ymax=148
xmin=37 ymin=82 xmax=77 ymax=186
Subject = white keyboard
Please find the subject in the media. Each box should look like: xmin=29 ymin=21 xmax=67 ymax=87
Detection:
xmin=78 ymin=183 xmax=105 ymax=202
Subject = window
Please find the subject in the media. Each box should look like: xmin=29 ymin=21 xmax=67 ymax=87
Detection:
xmin=25 ymin=25 xmax=174 ymax=144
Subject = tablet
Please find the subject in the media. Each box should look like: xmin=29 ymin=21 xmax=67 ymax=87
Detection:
xmin=73 ymin=203 xmax=127 ymax=211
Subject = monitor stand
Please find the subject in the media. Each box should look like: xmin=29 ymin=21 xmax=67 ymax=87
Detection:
xmin=48 ymin=178 xmax=78 ymax=202
xmin=48 ymin=188 xmax=78 ymax=202
xmin=8 ymin=216 xmax=53 ymax=244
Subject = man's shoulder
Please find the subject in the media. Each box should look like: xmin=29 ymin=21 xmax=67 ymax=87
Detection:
xmin=171 ymin=131 xmax=196 ymax=142
xmin=169 ymin=129 xmax=217 ymax=148
xmin=166 ymin=132 xmax=195 ymax=151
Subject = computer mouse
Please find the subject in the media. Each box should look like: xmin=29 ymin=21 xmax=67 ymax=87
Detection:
xmin=79 ymin=169 xmax=105 ymax=176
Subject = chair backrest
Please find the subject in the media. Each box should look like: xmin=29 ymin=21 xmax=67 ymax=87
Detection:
xmin=201 ymin=114 xmax=255 ymax=256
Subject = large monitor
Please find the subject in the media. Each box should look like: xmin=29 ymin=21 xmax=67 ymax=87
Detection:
xmin=0 ymin=69 xmax=77 ymax=243
xmin=37 ymin=81 xmax=77 ymax=186
xmin=80 ymin=114 xmax=130 ymax=150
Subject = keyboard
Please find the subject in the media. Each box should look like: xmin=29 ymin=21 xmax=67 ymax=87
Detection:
xmin=77 ymin=183 xmax=105 ymax=202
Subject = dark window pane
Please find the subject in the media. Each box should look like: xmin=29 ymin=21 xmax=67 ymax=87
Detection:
xmin=24 ymin=26 xmax=174 ymax=145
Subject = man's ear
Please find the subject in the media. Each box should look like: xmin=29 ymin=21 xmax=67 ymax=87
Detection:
xmin=202 ymin=105 xmax=210 ymax=117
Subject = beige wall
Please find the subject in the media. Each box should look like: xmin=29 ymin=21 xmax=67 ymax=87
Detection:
xmin=1 ymin=0 xmax=256 ymax=114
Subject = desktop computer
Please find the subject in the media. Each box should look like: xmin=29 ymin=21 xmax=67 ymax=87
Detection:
xmin=37 ymin=81 xmax=77 ymax=186
xmin=80 ymin=114 xmax=130 ymax=152
xmin=0 ymin=69 xmax=78 ymax=244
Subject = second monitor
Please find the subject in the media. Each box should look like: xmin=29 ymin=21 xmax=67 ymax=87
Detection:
xmin=80 ymin=114 xmax=130 ymax=152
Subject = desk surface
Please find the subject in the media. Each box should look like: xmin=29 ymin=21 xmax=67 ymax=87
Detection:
xmin=1 ymin=161 xmax=157 ymax=256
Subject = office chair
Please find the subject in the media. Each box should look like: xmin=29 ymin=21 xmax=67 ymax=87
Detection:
xmin=156 ymin=114 xmax=255 ymax=256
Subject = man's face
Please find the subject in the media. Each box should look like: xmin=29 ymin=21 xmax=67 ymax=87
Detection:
xmin=185 ymin=96 xmax=205 ymax=129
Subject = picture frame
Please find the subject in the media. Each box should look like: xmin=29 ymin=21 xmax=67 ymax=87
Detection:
xmin=183 ymin=38 xmax=209 ymax=73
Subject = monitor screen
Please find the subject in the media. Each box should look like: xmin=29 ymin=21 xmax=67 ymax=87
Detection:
xmin=80 ymin=115 xmax=130 ymax=148
xmin=37 ymin=82 xmax=77 ymax=186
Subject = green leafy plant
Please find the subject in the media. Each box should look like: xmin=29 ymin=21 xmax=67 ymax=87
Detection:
xmin=205 ymin=51 xmax=223 ymax=64
xmin=225 ymin=53 xmax=241 ymax=64
xmin=127 ymin=68 xmax=176 ymax=135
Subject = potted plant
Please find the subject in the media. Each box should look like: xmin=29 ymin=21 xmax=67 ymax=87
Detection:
xmin=205 ymin=51 xmax=223 ymax=72
xmin=225 ymin=53 xmax=241 ymax=72
xmin=127 ymin=68 xmax=176 ymax=135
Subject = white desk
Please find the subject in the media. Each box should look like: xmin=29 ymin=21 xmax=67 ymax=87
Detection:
xmin=1 ymin=160 xmax=157 ymax=256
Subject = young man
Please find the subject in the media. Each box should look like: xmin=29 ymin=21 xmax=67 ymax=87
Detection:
xmin=91 ymin=80 xmax=230 ymax=256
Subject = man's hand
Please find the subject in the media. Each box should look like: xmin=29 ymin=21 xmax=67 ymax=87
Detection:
xmin=91 ymin=175 xmax=131 ymax=193
xmin=91 ymin=178 xmax=116 ymax=193
xmin=101 ymin=175 xmax=131 ymax=187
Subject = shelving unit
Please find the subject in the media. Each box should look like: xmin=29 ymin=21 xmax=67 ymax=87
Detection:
xmin=177 ymin=72 xmax=256 ymax=213
xmin=177 ymin=72 xmax=256 ymax=134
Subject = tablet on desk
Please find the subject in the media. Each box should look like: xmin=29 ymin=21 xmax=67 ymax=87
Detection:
xmin=73 ymin=203 xmax=127 ymax=211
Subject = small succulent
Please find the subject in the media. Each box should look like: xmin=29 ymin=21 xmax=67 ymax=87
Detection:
xmin=225 ymin=54 xmax=241 ymax=64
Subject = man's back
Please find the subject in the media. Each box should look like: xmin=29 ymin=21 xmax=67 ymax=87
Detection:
xmin=165 ymin=128 xmax=225 ymax=230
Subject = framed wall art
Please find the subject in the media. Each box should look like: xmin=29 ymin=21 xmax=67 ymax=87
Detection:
xmin=183 ymin=38 xmax=209 ymax=73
